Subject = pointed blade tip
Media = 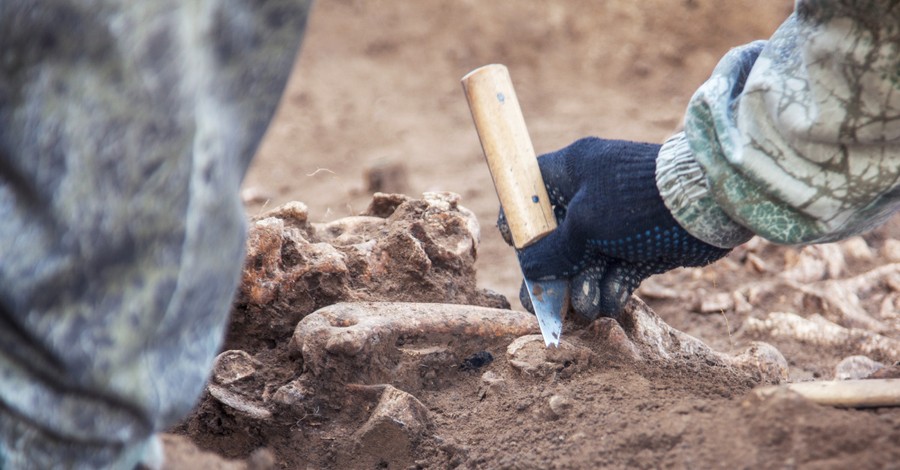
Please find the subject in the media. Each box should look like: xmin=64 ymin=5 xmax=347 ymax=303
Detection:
xmin=524 ymin=276 xmax=567 ymax=349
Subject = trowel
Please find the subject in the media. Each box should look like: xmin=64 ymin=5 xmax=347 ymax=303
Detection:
xmin=461 ymin=64 xmax=569 ymax=348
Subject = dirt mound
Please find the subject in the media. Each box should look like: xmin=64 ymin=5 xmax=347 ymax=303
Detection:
xmin=165 ymin=1 xmax=900 ymax=468
xmin=226 ymin=192 xmax=507 ymax=353
xmin=170 ymin=195 xmax=899 ymax=469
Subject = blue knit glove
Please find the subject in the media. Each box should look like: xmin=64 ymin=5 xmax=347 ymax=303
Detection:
xmin=499 ymin=137 xmax=731 ymax=320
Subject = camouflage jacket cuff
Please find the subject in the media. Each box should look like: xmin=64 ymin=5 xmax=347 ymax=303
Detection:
xmin=656 ymin=132 xmax=754 ymax=249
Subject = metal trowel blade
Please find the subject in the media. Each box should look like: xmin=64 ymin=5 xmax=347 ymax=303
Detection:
xmin=522 ymin=276 xmax=568 ymax=347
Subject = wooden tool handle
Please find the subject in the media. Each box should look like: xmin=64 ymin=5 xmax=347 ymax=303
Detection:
xmin=462 ymin=64 xmax=556 ymax=249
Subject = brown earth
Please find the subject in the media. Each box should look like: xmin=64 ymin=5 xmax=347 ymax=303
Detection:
xmin=167 ymin=1 xmax=900 ymax=469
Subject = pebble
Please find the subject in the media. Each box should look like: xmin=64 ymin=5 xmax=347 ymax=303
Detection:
xmin=835 ymin=355 xmax=884 ymax=380
xmin=548 ymin=395 xmax=572 ymax=418
xmin=212 ymin=350 xmax=257 ymax=385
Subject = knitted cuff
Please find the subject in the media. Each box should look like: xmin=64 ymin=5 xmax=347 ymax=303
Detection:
xmin=655 ymin=132 xmax=754 ymax=249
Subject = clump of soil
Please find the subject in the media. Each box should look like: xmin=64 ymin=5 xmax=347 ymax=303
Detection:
xmin=226 ymin=191 xmax=508 ymax=353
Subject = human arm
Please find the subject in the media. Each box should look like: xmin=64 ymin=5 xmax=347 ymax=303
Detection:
xmin=508 ymin=0 xmax=900 ymax=320
xmin=660 ymin=0 xmax=900 ymax=248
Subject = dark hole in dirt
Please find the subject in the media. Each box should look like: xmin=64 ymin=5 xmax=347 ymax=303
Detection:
xmin=460 ymin=351 xmax=494 ymax=371
xmin=280 ymin=240 xmax=303 ymax=268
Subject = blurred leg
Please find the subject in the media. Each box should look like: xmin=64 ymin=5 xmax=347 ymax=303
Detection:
xmin=0 ymin=1 xmax=311 ymax=467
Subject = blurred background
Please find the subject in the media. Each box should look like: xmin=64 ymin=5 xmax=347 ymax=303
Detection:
xmin=243 ymin=0 xmax=793 ymax=304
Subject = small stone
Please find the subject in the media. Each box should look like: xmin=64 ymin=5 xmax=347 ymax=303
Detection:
xmin=479 ymin=370 xmax=507 ymax=397
xmin=637 ymin=279 xmax=681 ymax=300
xmin=731 ymin=342 xmax=789 ymax=383
xmin=349 ymin=385 xmax=431 ymax=469
xmin=507 ymin=335 xmax=591 ymax=378
xmin=699 ymin=292 xmax=734 ymax=314
xmin=212 ymin=350 xmax=258 ymax=385
xmin=481 ymin=370 xmax=504 ymax=386
xmin=733 ymin=291 xmax=753 ymax=314
xmin=253 ymin=200 xmax=309 ymax=227
xmin=835 ymin=355 xmax=884 ymax=381
xmin=272 ymin=379 xmax=314 ymax=407
xmin=548 ymin=395 xmax=572 ymax=418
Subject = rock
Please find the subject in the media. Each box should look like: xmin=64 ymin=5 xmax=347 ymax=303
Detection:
xmin=835 ymin=356 xmax=885 ymax=380
xmin=480 ymin=371 xmax=507 ymax=396
xmin=547 ymin=395 xmax=572 ymax=418
xmin=344 ymin=385 xmax=431 ymax=470
xmin=699 ymin=292 xmax=735 ymax=314
xmin=731 ymin=342 xmax=790 ymax=383
xmin=733 ymin=291 xmax=754 ymax=314
xmin=636 ymin=279 xmax=682 ymax=300
xmin=271 ymin=379 xmax=315 ymax=407
xmin=292 ymin=302 xmax=538 ymax=389
xmin=506 ymin=335 xmax=592 ymax=378
xmin=255 ymin=200 xmax=310 ymax=228
xmin=212 ymin=350 xmax=259 ymax=385
xmin=227 ymin=193 xmax=508 ymax=351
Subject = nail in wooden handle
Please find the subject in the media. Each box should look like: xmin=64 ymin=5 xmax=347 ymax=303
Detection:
xmin=461 ymin=64 xmax=556 ymax=249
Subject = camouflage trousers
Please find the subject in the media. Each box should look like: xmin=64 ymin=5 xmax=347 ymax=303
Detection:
xmin=0 ymin=1 xmax=310 ymax=467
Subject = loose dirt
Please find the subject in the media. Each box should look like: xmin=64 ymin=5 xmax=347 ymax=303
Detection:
xmin=167 ymin=1 xmax=900 ymax=468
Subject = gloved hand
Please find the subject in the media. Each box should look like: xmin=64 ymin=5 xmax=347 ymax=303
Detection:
xmin=498 ymin=137 xmax=731 ymax=320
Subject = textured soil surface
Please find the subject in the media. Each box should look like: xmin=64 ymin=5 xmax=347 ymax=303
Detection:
xmin=166 ymin=1 xmax=900 ymax=469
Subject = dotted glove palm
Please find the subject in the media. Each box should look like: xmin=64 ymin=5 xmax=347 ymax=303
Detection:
xmin=499 ymin=137 xmax=731 ymax=320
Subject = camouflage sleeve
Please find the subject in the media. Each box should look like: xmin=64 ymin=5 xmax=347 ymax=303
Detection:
xmin=656 ymin=0 xmax=900 ymax=247
xmin=0 ymin=1 xmax=310 ymax=468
